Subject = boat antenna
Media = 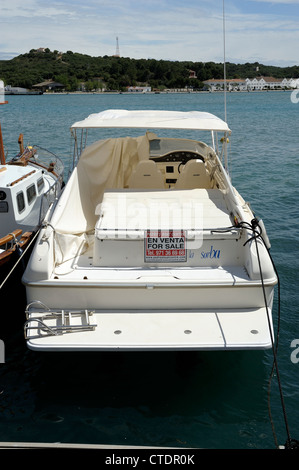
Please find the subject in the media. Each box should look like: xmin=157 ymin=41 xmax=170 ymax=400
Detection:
xmin=223 ymin=0 xmax=227 ymax=123
xmin=221 ymin=0 xmax=230 ymax=176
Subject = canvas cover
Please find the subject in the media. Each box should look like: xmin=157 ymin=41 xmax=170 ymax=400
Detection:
xmin=51 ymin=134 xmax=151 ymax=264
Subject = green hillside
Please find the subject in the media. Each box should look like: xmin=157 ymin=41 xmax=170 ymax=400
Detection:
xmin=1 ymin=48 xmax=298 ymax=92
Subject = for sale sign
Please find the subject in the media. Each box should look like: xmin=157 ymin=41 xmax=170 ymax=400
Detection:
xmin=145 ymin=230 xmax=187 ymax=262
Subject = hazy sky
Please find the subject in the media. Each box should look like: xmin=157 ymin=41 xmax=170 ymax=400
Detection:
xmin=0 ymin=0 xmax=298 ymax=66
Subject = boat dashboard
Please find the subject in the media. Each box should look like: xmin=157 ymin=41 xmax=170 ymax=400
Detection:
xmin=148 ymin=138 xmax=208 ymax=185
xmin=150 ymin=151 xmax=205 ymax=187
xmin=150 ymin=151 xmax=205 ymax=164
xmin=147 ymin=137 xmax=209 ymax=188
xmin=149 ymin=137 xmax=208 ymax=158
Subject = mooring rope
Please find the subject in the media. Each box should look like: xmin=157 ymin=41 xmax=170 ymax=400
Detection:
xmin=0 ymin=227 xmax=41 ymax=291
xmin=240 ymin=218 xmax=299 ymax=449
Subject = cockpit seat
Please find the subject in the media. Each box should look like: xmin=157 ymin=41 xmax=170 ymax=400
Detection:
xmin=128 ymin=160 xmax=164 ymax=189
xmin=175 ymin=159 xmax=210 ymax=189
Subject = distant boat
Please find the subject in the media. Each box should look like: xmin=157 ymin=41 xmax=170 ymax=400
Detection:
xmin=5 ymin=86 xmax=43 ymax=95
xmin=4 ymin=91 xmax=43 ymax=95
xmin=23 ymin=109 xmax=277 ymax=353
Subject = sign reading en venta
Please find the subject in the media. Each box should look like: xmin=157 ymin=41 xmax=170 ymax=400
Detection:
xmin=145 ymin=230 xmax=186 ymax=262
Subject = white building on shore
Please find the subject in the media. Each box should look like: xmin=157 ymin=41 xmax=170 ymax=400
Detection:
xmin=246 ymin=77 xmax=283 ymax=90
xmin=204 ymin=76 xmax=299 ymax=91
xmin=281 ymin=78 xmax=299 ymax=89
xmin=203 ymin=78 xmax=247 ymax=91
xmin=127 ymin=86 xmax=151 ymax=93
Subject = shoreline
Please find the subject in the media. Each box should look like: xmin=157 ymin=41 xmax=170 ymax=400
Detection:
xmin=9 ymin=89 xmax=295 ymax=96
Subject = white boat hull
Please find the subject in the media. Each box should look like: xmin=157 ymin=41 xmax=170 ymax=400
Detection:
xmin=24 ymin=266 xmax=276 ymax=351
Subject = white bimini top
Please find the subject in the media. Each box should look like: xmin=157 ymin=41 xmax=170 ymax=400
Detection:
xmin=71 ymin=109 xmax=231 ymax=132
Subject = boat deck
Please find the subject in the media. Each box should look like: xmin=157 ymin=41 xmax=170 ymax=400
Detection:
xmin=53 ymin=187 xmax=242 ymax=276
xmin=25 ymin=306 xmax=273 ymax=351
xmin=54 ymin=250 xmax=250 ymax=283
xmin=96 ymin=188 xmax=233 ymax=232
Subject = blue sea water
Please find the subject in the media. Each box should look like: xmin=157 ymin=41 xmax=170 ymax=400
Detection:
xmin=0 ymin=90 xmax=298 ymax=449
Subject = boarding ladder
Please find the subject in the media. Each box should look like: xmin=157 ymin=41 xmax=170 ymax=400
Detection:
xmin=24 ymin=301 xmax=97 ymax=338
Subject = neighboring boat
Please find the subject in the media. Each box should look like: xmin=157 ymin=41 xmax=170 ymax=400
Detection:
xmin=4 ymin=87 xmax=43 ymax=96
xmin=22 ymin=109 xmax=277 ymax=352
xmin=0 ymin=131 xmax=64 ymax=278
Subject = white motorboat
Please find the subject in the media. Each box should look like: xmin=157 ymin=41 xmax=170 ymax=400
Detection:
xmin=22 ymin=109 xmax=277 ymax=352
xmin=0 ymin=131 xmax=64 ymax=273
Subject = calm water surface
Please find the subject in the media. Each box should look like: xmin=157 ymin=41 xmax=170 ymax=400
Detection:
xmin=0 ymin=91 xmax=298 ymax=449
